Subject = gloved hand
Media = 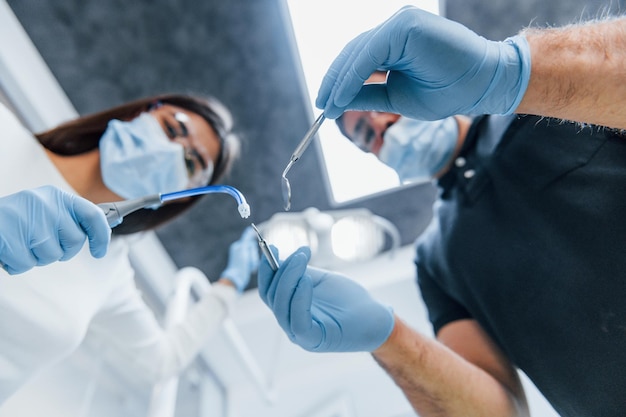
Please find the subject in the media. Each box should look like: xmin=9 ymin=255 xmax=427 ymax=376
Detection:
xmin=258 ymin=246 xmax=395 ymax=352
xmin=316 ymin=6 xmax=531 ymax=120
xmin=0 ymin=185 xmax=111 ymax=275
xmin=220 ymin=226 xmax=260 ymax=292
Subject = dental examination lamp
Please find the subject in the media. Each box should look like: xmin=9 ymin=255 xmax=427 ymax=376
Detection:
xmin=257 ymin=207 xmax=400 ymax=269
xmin=98 ymin=185 xmax=250 ymax=228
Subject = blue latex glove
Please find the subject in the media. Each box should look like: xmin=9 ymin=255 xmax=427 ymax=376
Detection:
xmin=258 ymin=246 xmax=395 ymax=352
xmin=0 ymin=186 xmax=111 ymax=275
xmin=316 ymin=6 xmax=531 ymax=120
xmin=220 ymin=226 xmax=260 ymax=292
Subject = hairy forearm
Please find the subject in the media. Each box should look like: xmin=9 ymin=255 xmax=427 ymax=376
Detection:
xmin=516 ymin=17 xmax=626 ymax=129
xmin=372 ymin=317 xmax=527 ymax=417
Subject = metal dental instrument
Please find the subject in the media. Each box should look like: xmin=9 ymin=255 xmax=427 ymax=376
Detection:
xmin=251 ymin=223 xmax=279 ymax=271
xmin=281 ymin=113 xmax=325 ymax=211
xmin=98 ymin=185 xmax=251 ymax=228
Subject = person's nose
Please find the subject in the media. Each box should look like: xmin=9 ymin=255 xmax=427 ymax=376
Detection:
xmin=368 ymin=116 xmax=387 ymax=139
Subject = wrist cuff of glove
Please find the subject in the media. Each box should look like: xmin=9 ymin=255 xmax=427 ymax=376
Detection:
xmin=501 ymin=34 xmax=531 ymax=115
xmin=368 ymin=305 xmax=396 ymax=352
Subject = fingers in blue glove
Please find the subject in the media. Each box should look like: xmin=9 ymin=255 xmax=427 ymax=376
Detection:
xmin=71 ymin=195 xmax=111 ymax=259
xmin=221 ymin=226 xmax=261 ymax=292
xmin=316 ymin=6 xmax=416 ymax=118
xmin=257 ymin=246 xmax=325 ymax=348
xmin=0 ymin=186 xmax=111 ymax=275
xmin=286 ymin=271 xmax=324 ymax=349
xmin=267 ymin=248 xmax=312 ymax=333
xmin=31 ymin=236 xmax=65 ymax=266
xmin=0 ymin=240 xmax=37 ymax=275
xmin=330 ymin=6 xmax=417 ymax=111
xmin=232 ymin=226 xmax=260 ymax=269
xmin=316 ymin=5 xmax=529 ymax=120
xmin=316 ymin=31 xmax=373 ymax=118
xmin=258 ymin=246 xmax=309 ymax=307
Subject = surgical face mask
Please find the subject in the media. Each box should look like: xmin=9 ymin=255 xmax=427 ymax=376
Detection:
xmin=99 ymin=112 xmax=189 ymax=200
xmin=378 ymin=116 xmax=458 ymax=183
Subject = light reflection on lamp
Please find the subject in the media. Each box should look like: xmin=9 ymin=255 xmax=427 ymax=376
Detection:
xmin=259 ymin=207 xmax=400 ymax=269
xmin=262 ymin=218 xmax=318 ymax=257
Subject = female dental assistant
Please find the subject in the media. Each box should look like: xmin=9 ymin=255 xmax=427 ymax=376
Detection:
xmin=0 ymin=94 xmax=257 ymax=405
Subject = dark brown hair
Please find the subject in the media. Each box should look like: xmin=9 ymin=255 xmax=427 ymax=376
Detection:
xmin=35 ymin=93 xmax=241 ymax=235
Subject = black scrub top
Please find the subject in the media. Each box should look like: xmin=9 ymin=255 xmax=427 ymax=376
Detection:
xmin=416 ymin=115 xmax=626 ymax=417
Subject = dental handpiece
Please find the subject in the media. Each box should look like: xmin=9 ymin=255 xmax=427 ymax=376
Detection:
xmin=98 ymin=185 xmax=251 ymax=228
xmin=98 ymin=195 xmax=162 ymax=228
xmin=251 ymin=223 xmax=279 ymax=271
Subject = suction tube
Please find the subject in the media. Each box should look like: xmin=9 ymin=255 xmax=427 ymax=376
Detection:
xmin=160 ymin=185 xmax=251 ymax=219
xmin=99 ymin=185 xmax=250 ymax=228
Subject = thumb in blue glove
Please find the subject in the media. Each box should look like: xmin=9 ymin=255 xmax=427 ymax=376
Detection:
xmin=220 ymin=226 xmax=260 ymax=292
xmin=258 ymin=245 xmax=395 ymax=352
xmin=316 ymin=6 xmax=530 ymax=120
xmin=0 ymin=185 xmax=111 ymax=275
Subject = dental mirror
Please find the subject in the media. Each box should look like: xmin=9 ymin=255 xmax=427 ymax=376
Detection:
xmin=281 ymin=113 xmax=325 ymax=211
xmin=281 ymin=164 xmax=293 ymax=211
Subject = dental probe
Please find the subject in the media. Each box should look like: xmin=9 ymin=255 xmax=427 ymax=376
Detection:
xmin=98 ymin=185 xmax=250 ymax=228
xmin=285 ymin=112 xmax=325 ymax=172
xmin=250 ymin=223 xmax=279 ymax=271
xmin=281 ymin=113 xmax=325 ymax=211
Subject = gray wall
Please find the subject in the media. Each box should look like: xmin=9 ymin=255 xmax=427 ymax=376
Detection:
xmin=446 ymin=0 xmax=625 ymax=40
xmin=7 ymin=0 xmax=625 ymax=287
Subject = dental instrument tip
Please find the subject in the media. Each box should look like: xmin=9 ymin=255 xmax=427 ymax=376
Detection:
xmin=250 ymin=223 xmax=279 ymax=271
xmin=238 ymin=202 xmax=251 ymax=219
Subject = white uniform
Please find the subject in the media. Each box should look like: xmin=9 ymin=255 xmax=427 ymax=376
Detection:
xmin=0 ymin=104 xmax=236 ymax=404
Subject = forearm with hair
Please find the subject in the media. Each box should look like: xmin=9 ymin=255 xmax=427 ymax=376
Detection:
xmin=516 ymin=17 xmax=626 ymax=129
xmin=371 ymin=317 xmax=527 ymax=417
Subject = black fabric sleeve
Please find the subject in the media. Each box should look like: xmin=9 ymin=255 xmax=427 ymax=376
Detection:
xmin=415 ymin=249 xmax=471 ymax=336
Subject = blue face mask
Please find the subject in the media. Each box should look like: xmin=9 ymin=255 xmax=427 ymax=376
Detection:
xmin=99 ymin=112 xmax=188 ymax=200
xmin=378 ymin=116 xmax=459 ymax=183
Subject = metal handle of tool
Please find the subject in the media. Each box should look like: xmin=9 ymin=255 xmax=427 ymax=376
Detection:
xmin=251 ymin=223 xmax=279 ymax=271
xmin=98 ymin=194 xmax=162 ymax=228
xmin=290 ymin=113 xmax=325 ymax=163
xmin=258 ymin=238 xmax=279 ymax=272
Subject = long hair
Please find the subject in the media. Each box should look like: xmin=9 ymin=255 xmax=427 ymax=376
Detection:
xmin=35 ymin=93 xmax=241 ymax=235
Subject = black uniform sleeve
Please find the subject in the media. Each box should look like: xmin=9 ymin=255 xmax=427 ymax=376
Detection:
xmin=415 ymin=245 xmax=471 ymax=336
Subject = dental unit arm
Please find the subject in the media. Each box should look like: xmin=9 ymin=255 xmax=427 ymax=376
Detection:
xmin=98 ymin=185 xmax=251 ymax=228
